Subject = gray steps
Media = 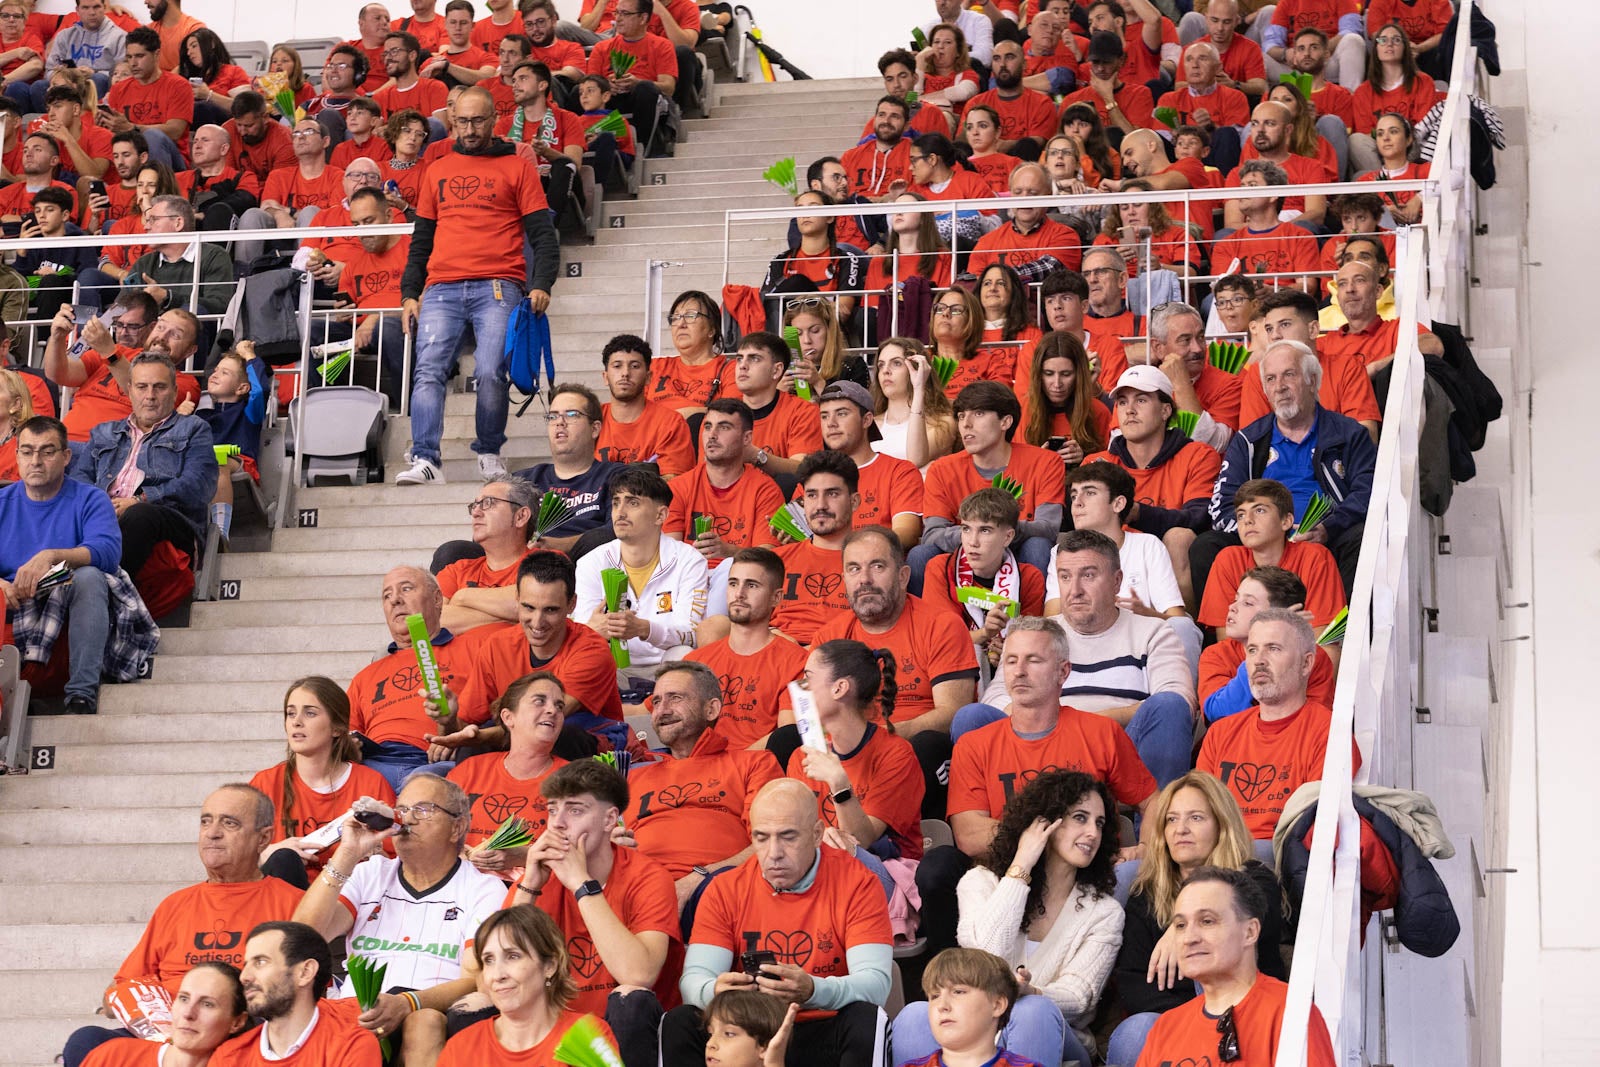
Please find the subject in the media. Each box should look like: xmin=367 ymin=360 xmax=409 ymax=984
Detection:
xmin=0 ymin=773 xmax=260 ymax=809
xmin=97 ymin=680 xmax=322 ymax=713
xmin=2 ymin=922 xmax=150 ymax=971
xmin=269 ymin=524 xmax=462 ymax=555
xmin=30 ymin=710 xmax=282 ymax=745
xmin=0 ymin=969 xmax=110 ymax=1016
xmin=0 ymin=806 xmax=211 ymax=848
xmin=192 ymin=597 xmax=381 ymax=624
xmin=137 ymin=650 xmax=374 ymax=683
xmin=28 ymin=740 xmax=282 ymax=776
xmin=157 ymin=622 xmax=390 ymax=656
xmin=0 ymin=881 xmax=181 ymax=927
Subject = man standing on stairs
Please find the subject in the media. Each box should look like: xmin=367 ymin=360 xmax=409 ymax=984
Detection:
xmin=397 ymin=84 xmax=559 ymax=487
xmin=62 ymin=785 xmax=304 ymax=1067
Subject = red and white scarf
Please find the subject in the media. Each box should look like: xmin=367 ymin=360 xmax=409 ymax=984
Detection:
xmin=952 ymin=547 xmax=1021 ymax=631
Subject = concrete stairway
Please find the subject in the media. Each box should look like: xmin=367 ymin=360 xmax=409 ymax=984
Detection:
xmin=0 ymin=76 xmax=885 ymax=1067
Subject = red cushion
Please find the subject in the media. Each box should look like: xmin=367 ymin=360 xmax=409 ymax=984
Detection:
xmin=134 ymin=541 xmax=195 ymax=620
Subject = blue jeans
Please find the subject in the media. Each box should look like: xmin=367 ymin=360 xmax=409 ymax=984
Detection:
xmin=409 ymin=278 xmax=521 ymax=464
xmin=952 ymin=691 xmax=1192 ymax=787
xmin=892 ymin=995 xmax=1077 ymax=1067
xmin=141 ymin=128 xmax=187 ymax=173
xmin=1105 ymin=1011 xmax=1161 ymax=1067
xmin=64 ymin=565 xmax=110 ymax=700
xmin=361 ymin=739 xmax=455 ymax=794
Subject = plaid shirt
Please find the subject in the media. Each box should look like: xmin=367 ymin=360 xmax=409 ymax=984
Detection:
xmin=12 ymin=567 xmax=159 ymax=681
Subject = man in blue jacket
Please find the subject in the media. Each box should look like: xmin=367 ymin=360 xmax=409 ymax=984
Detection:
xmin=70 ymin=353 xmax=216 ymax=580
xmin=0 ymin=416 xmax=122 ymax=713
xmin=1194 ymin=340 xmax=1376 ymax=600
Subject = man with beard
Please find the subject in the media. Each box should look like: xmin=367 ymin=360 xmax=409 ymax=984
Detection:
xmin=770 ymin=449 xmax=857 ymax=646
xmin=861 ymin=50 xmax=948 ymax=139
xmin=293 ymin=774 xmax=505 ymax=1063
xmin=372 ymin=30 xmax=449 ymax=117
xmin=1198 ymin=608 xmax=1359 ymax=842
xmin=224 ymin=92 xmax=295 ymax=186
xmin=144 ymin=0 xmax=203 ymax=73
xmin=495 ymin=60 xmax=584 ymax=225
xmin=43 ymin=293 xmax=200 ymax=441
xmin=1212 ymin=161 xmax=1324 ymax=296
xmin=960 ymin=37 xmax=1057 ymax=159
xmin=1198 ymin=341 xmax=1376 ymax=599
xmin=83 ymin=130 xmax=146 ymax=231
xmin=214 ymin=922 xmax=380 ymax=1067
xmin=815 ymin=381 xmax=922 ymax=546
xmin=812 ymin=526 xmax=979 ymax=815
xmin=842 ymin=96 xmax=914 ymax=202
xmin=1288 ymin=26 xmax=1352 ymax=178
xmin=1059 ymin=30 xmax=1156 ymax=139
xmin=521 ymin=0 xmax=585 ymax=107
xmin=398 ymin=85 xmax=557 ymax=486
xmin=1222 ymin=101 xmax=1330 ymax=228
xmin=595 ymin=334 xmax=694 ymax=477
xmin=785 ymin=155 xmax=880 ymax=253
xmin=967 ymin=161 xmax=1084 ymax=278
xmin=1237 ymin=288 xmax=1380 ymax=437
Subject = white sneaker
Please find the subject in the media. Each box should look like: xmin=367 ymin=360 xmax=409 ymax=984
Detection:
xmin=476 ymin=452 xmax=509 ymax=480
xmin=395 ymin=456 xmax=445 ymax=485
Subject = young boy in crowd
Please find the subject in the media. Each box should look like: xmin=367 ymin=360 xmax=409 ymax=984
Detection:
xmin=576 ymin=73 xmax=634 ymax=186
xmin=703 ymin=991 xmax=795 ymax=1067
xmin=1199 ymin=564 xmax=1338 ymax=721
xmin=180 ymin=340 xmax=267 ymax=538
xmin=896 ymin=947 xmax=1043 ymax=1067
xmin=920 ymin=488 xmax=1046 ymax=669
xmin=1172 ymin=124 xmax=1222 ymax=185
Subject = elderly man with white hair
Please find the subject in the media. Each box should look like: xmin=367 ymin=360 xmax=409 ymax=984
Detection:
xmin=1193 ymin=339 xmax=1376 ymax=600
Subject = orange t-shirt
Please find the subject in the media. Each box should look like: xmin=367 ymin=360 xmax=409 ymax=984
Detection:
xmin=447 ymin=753 xmax=568 ymax=848
xmin=209 ymin=1002 xmax=381 ymax=1067
xmin=665 ymin=463 xmax=785 ymax=566
xmin=1310 ymin=81 xmax=1355 ymax=129
xmin=1315 ymin=316 xmax=1419 ymax=370
xmin=1317 ymin=230 xmax=1397 ymax=297
xmin=106 ymin=71 xmax=194 ymax=153
xmin=687 ymin=635 xmax=809 ymax=750
xmin=529 ymin=845 xmax=682 ymax=1013
xmin=469 ymin=12 xmax=526 ymax=51
xmin=347 ymin=631 xmax=481 ymax=749
xmin=381 ymin=158 xmax=429 ymax=208
xmin=83 ymin=1039 xmax=161 ymax=1067
xmin=749 ymin=391 xmax=822 ymax=458
xmin=415 ymin=149 xmax=549 ymax=285
xmin=771 ymin=540 xmax=849 ymax=646
xmin=961 ymin=88 xmax=1060 ymax=143
xmin=226 ymin=120 xmax=297 ymax=184
xmin=333 ymin=239 xmax=410 ymax=311
xmin=1090 ymin=225 xmax=1201 ymax=276
xmin=1198 ymin=541 xmax=1347 ymax=629
xmin=690 ymin=845 xmax=893 ymax=1005
xmin=1238 ymin=346 xmax=1380 ymax=426
xmin=115 ymin=879 xmax=305 ymax=995
xmin=371 ymin=78 xmax=450 ymax=119
xmin=437 ymin=549 xmax=535 ymax=599
xmin=248 ymin=761 xmax=397 ymax=872
xmin=438 ymin=1011 xmax=616 ymax=1067
xmin=261 ymin=165 xmax=346 ymax=212
xmin=810 ymin=594 xmax=980 ymax=725
xmin=1200 ymin=637 xmax=1336 ymax=710
xmin=1157 ymin=83 xmax=1251 ymax=128
xmin=788 ymin=452 xmax=926 ymax=531
xmin=863 ymin=246 xmax=953 ymax=309
xmin=968 ymin=217 xmax=1084 ymax=276
xmin=1084 ymin=308 xmax=1145 ymax=376
xmin=586 ymin=32 xmax=678 ymax=84
xmin=1197 ymin=700 xmax=1361 ymax=838
xmin=942 ymin=345 xmax=1022 ymax=401
xmin=1225 ymin=151 xmax=1333 ymax=217
xmin=627 ymin=727 xmax=783 ymax=878
xmin=1193 ymin=360 xmax=1243 ymax=432
xmin=842 ymin=137 xmax=913 ymax=198
xmin=1351 ymin=76 xmax=1440 ymax=134
xmin=598 ymin=399 xmax=695 ymax=477
xmin=461 ymin=620 xmax=624 ymax=724
xmin=785 ymin=724 xmax=925 ymax=860
xmin=647 ymin=354 xmax=740 ymax=412
xmin=1059 ymin=81 xmax=1156 ymax=130
xmin=1210 ymin=222 xmax=1322 ymax=290
xmin=1133 ymin=975 xmax=1336 ymax=1067
xmin=923 ymin=441 xmax=1068 ymax=525
xmin=971 ymin=152 xmax=1023 ymax=195
xmin=948 ymin=708 xmax=1158 ymax=820
xmin=1084 ymin=439 xmax=1222 ymax=514
xmin=393 ymin=13 xmax=450 ymax=53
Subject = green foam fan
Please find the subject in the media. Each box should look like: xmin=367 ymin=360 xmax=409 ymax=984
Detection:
xmin=534 ymin=490 xmax=577 ymax=540
xmin=600 ymin=567 xmax=631 ymax=668
xmin=1318 ymin=605 xmax=1348 ymax=646
xmin=608 ymin=49 xmax=637 ymax=78
xmin=317 ymin=346 xmax=352 ymax=383
xmin=991 ymin=473 xmax=1024 ymax=500
xmin=1278 ymin=71 xmax=1314 ymax=98
xmin=1296 ymin=491 xmax=1332 ymax=537
xmin=904 ymin=89 xmax=919 ymax=106
xmin=956 ymin=586 xmax=1018 ymax=618
xmin=554 ymin=1013 xmax=625 ymax=1067
xmin=1208 ymin=340 xmax=1250 ymax=374
xmin=212 ymin=444 xmax=241 ymax=466
xmin=768 ymin=501 xmax=809 ymax=542
xmin=1153 ymin=106 xmax=1180 ymax=130
xmin=586 ymin=110 xmax=628 ymax=138
xmin=930 ymin=354 xmax=959 ymax=390
xmin=345 ymin=956 xmax=392 ymax=1058
xmin=1169 ymin=410 xmax=1200 ymax=437
xmin=483 ymin=815 xmax=534 ymax=851
xmin=762 ymin=156 xmax=799 ymax=197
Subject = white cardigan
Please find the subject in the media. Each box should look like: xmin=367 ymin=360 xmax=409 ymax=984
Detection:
xmin=956 ymin=865 xmax=1125 ymax=1039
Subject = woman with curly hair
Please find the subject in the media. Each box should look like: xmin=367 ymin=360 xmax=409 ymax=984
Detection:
xmin=952 ymin=769 xmax=1124 ymax=1067
xmin=1105 ymin=771 xmax=1286 ymax=1067
xmin=1017 ymin=330 xmax=1110 ymax=465
xmin=919 ymin=22 xmax=980 ymax=112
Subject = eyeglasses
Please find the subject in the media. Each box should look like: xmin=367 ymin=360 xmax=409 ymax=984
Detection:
xmin=326 ymin=61 xmax=355 ymax=70
xmin=1083 ymin=266 xmax=1123 ymax=277
xmin=1216 ymin=1005 xmax=1240 ymax=1063
xmin=16 ymin=445 xmax=63 ymax=459
xmin=1214 ymin=296 xmax=1251 ymax=311
xmin=616 ymin=7 xmax=647 ymax=16
xmin=291 ymin=129 xmax=323 ymax=139
xmin=1373 ymin=34 xmax=1405 ymax=45
xmin=667 ymin=310 xmax=708 ymax=325
xmin=932 ymin=304 xmax=969 ymax=317
xmin=393 ymin=802 xmax=463 ymax=821
xmin=545 ymin=409 xmax=590 ymax=423
xmin=0 ymin=13 xmax=26 ymax=19
xmin=111 ymin=319 xmax=149 ymax=333
xmin=453 ymin=115 xmax=492 ymax=128
xmin=466 ymin=496 xmax=516 ymax=515
xmin=908 ymin=153 xmax=929 ymax=164
xmin=381 ymin=48 xmax=409 ymax=58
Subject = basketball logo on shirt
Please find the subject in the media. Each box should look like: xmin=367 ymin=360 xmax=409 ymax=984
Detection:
xmin=997 ymin=764 xmax=1066 ymax=802
xmin=766 ymin=930 xmax=814 ymax=967
xmin=655 ymin=783 xmax=702 ymax=808
xmin=1221 ymin=761 xmax=1280 ymax=803
xmin=445 ymin=175 xmax=480 ymax=200
xmin=804 ymin=573 xmax=843 ymax=598
xmin=567 ymin=935 xmax=602 ymax=979
xmin=479 ymin=793 xmax=528 ymax=822
xmin=390 ymin=664 xmax=423 ymax=693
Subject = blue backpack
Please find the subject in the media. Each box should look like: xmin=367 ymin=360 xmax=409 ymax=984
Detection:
xmin=505 ymin=302 xmax=555 ymax=417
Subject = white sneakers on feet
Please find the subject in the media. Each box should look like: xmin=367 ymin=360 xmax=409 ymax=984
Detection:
xmin=476 ymin=453 xmax=509 ymax=480
xmin=395 ymin=456 xmax=445 ymax=485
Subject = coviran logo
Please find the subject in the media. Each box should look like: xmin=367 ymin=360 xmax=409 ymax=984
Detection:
xmin=350 ymin=936 xmax=461 ymax=961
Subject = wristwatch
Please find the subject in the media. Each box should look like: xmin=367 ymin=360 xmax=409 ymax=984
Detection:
xmin=831 ymin=787 xmax=855 ymax=806
xmin=1005 ymin=864 xmax=1032 ymax=885
xmin=574 ymin=879 xmax=604 ymax=901
xmin=754 ymin=446 xmax=770 ymax=466
xmin=692 ymin=864 xmax=713 ymax=880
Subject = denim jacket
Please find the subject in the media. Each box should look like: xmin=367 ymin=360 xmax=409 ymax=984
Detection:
xmin=70 ymin=412 xmax=217 ymax=537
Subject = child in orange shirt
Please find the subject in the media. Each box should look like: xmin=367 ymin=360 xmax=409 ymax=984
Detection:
xmin=1198 ymin=479 xmax=1347 ymax=634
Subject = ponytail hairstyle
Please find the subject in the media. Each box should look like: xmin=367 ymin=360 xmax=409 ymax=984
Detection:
xmin=813 ymin=639 xmax=899 ymax=734
xmin=278 ymin=676 xmax=360 ymax=838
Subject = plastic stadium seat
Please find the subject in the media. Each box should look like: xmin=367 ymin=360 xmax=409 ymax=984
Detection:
xmin=0 ymin=643 xmax=32 ymax=774
xmin=227 ymin=40 xmax=271 ymax=75
xmin=625 ymin=713 xmax=661 ymax=751
xmin=286 ymin=385 xmax=388 ymax=486
xmin=922 ymin=818 xmax=955 ymax=853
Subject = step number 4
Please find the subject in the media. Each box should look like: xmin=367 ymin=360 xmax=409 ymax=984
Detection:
xmin=31 ymin=746 xmax=55 ymax=771
xmin=219 ymin=579 xmax=242 ymax=600
xmin=609 ymin=216 xmax=626 ymax=228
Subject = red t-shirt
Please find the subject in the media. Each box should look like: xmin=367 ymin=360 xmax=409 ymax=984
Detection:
xmin=437 ymin=549 xmax=534 ymax=599
xmin=923 ymin=442 xmax=1068 ymax=525
xmin=858 ymin=103 xmax=948 ymax=142
xmin=1083 ymin=439 xmax=1222 ymax=513
xmin=447 ymin=753 xmax=567 ymax=847
xmin=863 ymin=248 xmax=953 ymax=310
xmin=1269 ymin=0 xmax=1358 ymax=37
xmin=1365 ymin=0 xmax=1454 ymax=43
xmin=1197 ymin=699 xmax=1361 ymax=838
xmin=648 ymin=354 xmax=740 ymax=412
xmin=1091 ymin=225 xmax=1201 ymax=276
xmin=470 ymin=12 xmax=526 ymax=52
xmin=587 ymin=33 xmax=678 ymax=83
xmin=51 ymin=121 xmax=114 ymax=169
xmin=226 ymin=119 xmax=297 ymax=183
xmin=687 ymin=635 xmax=809 ymax=750
xmin=1210 ymin=221 xmax=1322 ymax=290
xmin=948 ymin=708 xmax=1158 ymax=819
xmin=261 ymin=164 xmax=346 ymax=212
xmin=1356 ymin=159 xmax=1430 ymax=207
xmin=771 ymin=540 xmax=849 ymax=646
xmin=1110 ymin=16 xmax=1177 ymax=87
xmin=438 ymin=1012 xmax=617 ymax=1067
xmin=1200 ymin=637 xmax=1336 ymax=710
xmin=115 ymin=879 xmax=305 ymax=994
xmin=334 ymin=238 xmax=410 ymax=311
xmin=581 ymin=0 xmax=699 ymax=39
xmin=961 ymin=88 xmax=1059 ymax=143
xmin=529 ymin=37 xmax=587 ymax=73
xmin=1238 ymin=345 xmax=1380 ymax=426
xmin=1198 ymin=540 xmax=1347 ymax=629
xmin=841 ymin=138 xmax=913 ymax=198
xmin=810 ymin=595 xmax=980 ymax=725
xmin=248 ymin=761 xmax=396 ymax=872
xmin=62 ymin=349 xmax=200 ymax=441
xmin=415 ymin=149 xmax=548 ymax=285
xmin=1193 ymin=359 xmax=1243 ymax=432
xmin=106 ymin=71 xmax=195 ymax=153
xmin=1134 ymin=975 xmax=1336 ymax=1067
xmin=910 ymin=167 xmax=995 ymax=211
xmin=1157 ymin=83 xmax=1251 ymax=128
xmin=598 ymin=399 xmax=695 ymax=477
xmin=83 ymin=1039 xmax=162 ymax=1067
xmin=1182 ymin=34 xmax=1266 ymax=87
xmin=460 ymin=619 xmax=624 ymax=724
xmin=822 ymin=451 xmax=925 ymax=531
xmin=0 ymin=31 xmax=44 ymax=76
xmin=0 ymin=179 xmax=76 ymax=218
xmin=394 ymin=13 xmax=450 ymax=53
xmin=750 ymin=391 xmax=822 ymax=458
xmin=1352 ymin=76 xmax=1441 ymax=134
xmin=665 ymin=463 xmax=785 ymax=566
xmin=628 ymin=727 xmax=783 ymax=878
xmin=1059 ymin=81 xmax=1156 ymax=131
xmin=101 ymin=180 xmax=140 ymax=225
xmin=1310 ymin=82 xmax=1356 ymax=130
xmin=175 ymin=167 xmax=263 ymax=202
xmin=968 ymin=216 xmax=1083 ymax=276
xmin=495 ymin=104 xmax=586 ymax=151
xmin=1316 ymin=315 xmax=1420 ymax=370
xmin=381 ymin=158 xmax=429 ymax=207
xmin=100 ymin=213 xmax=146 ymax=271
xmin=347 ymin=632 xmax=482 ymax=748
xmin=967 ymin=151 xmax=1022 ymax=195
xmin=786 ymin=724 xmax=925 ymax=860
xmin=372 ymin=77 xmax=451 ymax=119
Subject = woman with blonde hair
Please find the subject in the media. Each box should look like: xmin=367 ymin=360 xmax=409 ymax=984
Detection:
xmin=871 ymin=336 xmax=956 ymax=468
xmin=1105 ymin=770 xmax=1286 ymax=1066
xmin=260 ymin=43 xmax=314 ymax=112
xmin=1041 ymin=134 xmax=1092 ymax=196
xmin=1017 ymin=331 xmax=1109 ymax=466
xmin=781 ymin=294 xmax=868 ymax=395
xmin=1093 ymin=182 xmax=1200 ymax=278
xmin=0 ymin=366 xmax=33 ymax=481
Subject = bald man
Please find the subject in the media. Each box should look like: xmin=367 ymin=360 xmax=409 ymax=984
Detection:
xmin=967 ymin=161 xmax=1086 ymax=277
xmin=1224 ymin=101 xmax=1330 ymax=227
xmin=1318 ymin=259 xmax=1443 ymax=380
xmin=662 ymin=778 xmax=895 ymax=1067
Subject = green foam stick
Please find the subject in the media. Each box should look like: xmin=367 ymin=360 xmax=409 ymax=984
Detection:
xmin=910 ymin=27 xmax=927 ymax=50
xmin=212 ymin=444 xmax=241 ymax=466
xmin=553 ymin=1014 xmax=624 ymax=1067
xmin=768 ymin=505 xmax=807 ymax=542
xmin=693 ymin=514 xmax=713 ymax=539
xmin=406 ymin=613 xmax=448 ymax=715
xmin=1318 ymin=606 xmax=1348 ymax=646
xmin=1278 ymin=71 xmax=1314 ymax=98
xmin=600 ymin=568 xmax=631 ymax=669
xmin=1153 ymin=106 xmax=1180 ymax=130
xmin=587 ymin=110 xmax=628 ymax=137
xmin=609 ymin=49 xmax=636 ymax=77
xmin=762 ymin=156 xmax=798 ymax=197
xmin=1207 ymin=340 xmax=1250 ymax=374
xmin=346 ymin=956 xmax=392 ymax=1058
xmin=782 ymin=324 xmax=811 ymax=400
xmin=956 ymin=586 xmax=1018 ymax=617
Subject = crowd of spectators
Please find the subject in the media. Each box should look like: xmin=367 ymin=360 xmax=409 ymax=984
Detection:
xmin=0 ymin=2 xmax=1471 ymax=1067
